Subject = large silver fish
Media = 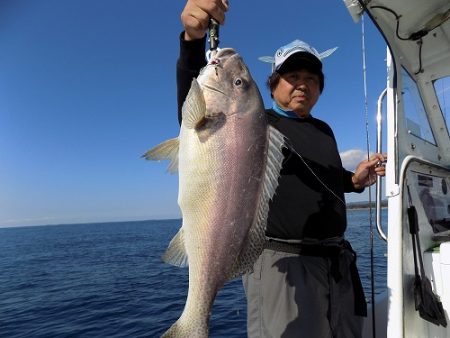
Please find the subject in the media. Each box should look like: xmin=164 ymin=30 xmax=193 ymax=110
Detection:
xmin=144 ymin=48 xmax=285 ymax=337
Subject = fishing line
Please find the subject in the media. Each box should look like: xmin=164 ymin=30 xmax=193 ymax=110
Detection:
xmin=285 ymin=141 xmax=346 ymax=206
xmin=361 ymin=14 xmax=377 ymax=338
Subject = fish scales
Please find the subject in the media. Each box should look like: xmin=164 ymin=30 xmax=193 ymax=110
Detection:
xmin=143 ymin=48 xmax=285 ymax=337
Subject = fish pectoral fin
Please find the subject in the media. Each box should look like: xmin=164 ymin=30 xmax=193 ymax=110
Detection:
xmin=162 ymin=228 xmax=188 ymax=267
xmin=182 ymin=79 xmax=207 ymax=129
xmin=142 ymin=137 xmax=179 ymax=174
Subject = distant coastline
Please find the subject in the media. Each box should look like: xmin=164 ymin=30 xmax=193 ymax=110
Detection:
xmin=347 ymin=200 xmax=388 ymax=209
xmin=0 ymin=203 xmax=387 ymax=229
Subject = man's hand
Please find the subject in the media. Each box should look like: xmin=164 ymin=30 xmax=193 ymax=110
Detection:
xmin=181 ymin=0 xmax=229 ymax=41
xmin=352 ymin=153 xmax=387 ymax=190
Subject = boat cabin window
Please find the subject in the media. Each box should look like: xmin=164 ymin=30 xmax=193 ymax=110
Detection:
xmin=433 ymin=76 xmax=450 ymax=138
xmin=401 ymin=67 xmax=436 ymax=145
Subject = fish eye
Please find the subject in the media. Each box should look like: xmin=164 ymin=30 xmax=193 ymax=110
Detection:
xmin=234 ymin=78 xmax=242 ymax=86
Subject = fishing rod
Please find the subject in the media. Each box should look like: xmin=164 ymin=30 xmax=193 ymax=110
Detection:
xmin=209 ymin=18 xmax=220 ymax=51
xmin=206 ymin=18 xmax=220 ymax=61
xmin=361 ymin=13 xmax=377 ymax=338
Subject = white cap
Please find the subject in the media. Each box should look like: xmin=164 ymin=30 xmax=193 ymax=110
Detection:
xmin=274 ymin=40 xmax=322 ymax=71
xmin=259 ymin=40 xmax=338 ymax=73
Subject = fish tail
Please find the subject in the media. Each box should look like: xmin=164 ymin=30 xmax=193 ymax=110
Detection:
xmin=161 ymin=317 xmax=208 ymax=338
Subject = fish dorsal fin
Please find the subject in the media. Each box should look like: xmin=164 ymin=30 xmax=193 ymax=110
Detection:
xmin=182 ymin=79 xmax=206 ymax=129
xmin=162 ymin=227 xmax=188 ymax=267
xmin=228 ymin=126 xmax=286 ymax=279
xmin=142 ymin=137 xmax=179 ymax=174
xmin=261 ymin=126 xmax=286 ymax=201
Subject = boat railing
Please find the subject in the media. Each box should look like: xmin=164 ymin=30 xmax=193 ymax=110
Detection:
xmin=376 ymin=88 xmax=388 ymax=242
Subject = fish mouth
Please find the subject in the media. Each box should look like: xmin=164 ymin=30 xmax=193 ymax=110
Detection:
xmin=202 ymin=83 xmax=227 ymax=96
xmin=208 ymin=48 xmax=238 ymax=65
xmin=202 ymin=48 xmax=241 ymax=97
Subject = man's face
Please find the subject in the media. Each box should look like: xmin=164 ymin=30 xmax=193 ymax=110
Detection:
xmin=272 ymin=69 xmax=321 ymax=118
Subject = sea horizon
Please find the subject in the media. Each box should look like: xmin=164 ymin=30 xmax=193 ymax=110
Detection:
xmin=0 ymin=202 xmax=386 ymax=229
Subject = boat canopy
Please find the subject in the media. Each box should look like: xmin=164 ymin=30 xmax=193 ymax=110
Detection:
xmin=344 ymin=0 xmax=450 ymax=163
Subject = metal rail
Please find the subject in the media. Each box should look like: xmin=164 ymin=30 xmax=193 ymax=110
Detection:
xmin=376 ymin=88 xmax=388 ymax=241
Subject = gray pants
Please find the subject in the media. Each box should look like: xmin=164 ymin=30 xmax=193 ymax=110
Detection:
xmin=242 ymin=248 xmax=364 ymax=338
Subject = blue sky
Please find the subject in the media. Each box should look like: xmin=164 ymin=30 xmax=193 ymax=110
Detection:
xmin=0 ymin=0 xmax=388 ymax=227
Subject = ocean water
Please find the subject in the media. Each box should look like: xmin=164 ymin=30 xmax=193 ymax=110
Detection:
xmin=0 ymin=209 xmax=387 ymax=337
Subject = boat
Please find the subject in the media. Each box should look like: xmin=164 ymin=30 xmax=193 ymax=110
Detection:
xmin=343 ymin=0 xmax=450 ymax=337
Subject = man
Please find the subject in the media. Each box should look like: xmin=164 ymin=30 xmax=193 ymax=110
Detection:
xmin=176 ymin=1 xmax=386 ymax=337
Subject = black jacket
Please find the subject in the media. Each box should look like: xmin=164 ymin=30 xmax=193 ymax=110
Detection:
xmin=176 ymin=34 xmax=362 ymax=240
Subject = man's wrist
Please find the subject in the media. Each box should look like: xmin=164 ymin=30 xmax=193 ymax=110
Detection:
xmin=182 ymin=30 xmax=206 ymax=42
xmin=352 ymin=174 xmax=362 ymax=190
